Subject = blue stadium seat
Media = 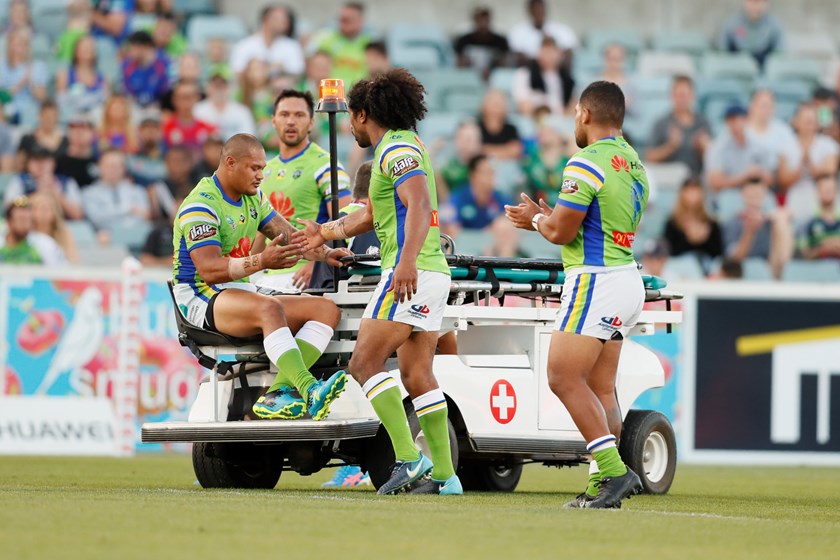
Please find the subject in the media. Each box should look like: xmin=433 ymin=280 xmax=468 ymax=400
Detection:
xmin=129 ymin=14 xmax=158 ymax=33
xmin=415 ymin=68 xmax=483 ymax=113
xmin=522 ymin=234 xmax=559 ymax=259
xmin=453 ymin=230 xmax=493 ymax=257
xmin=173 ymin=0 xmax=216 ymax=15
xmin=572 ymin=48 xmax=604 ymax=82
xmin=79 ymin=244 xmax=131 ymax=267
xmin=417 ymin=112 xmax=464 ymax=145
xmin=31 ymin=6 xmax=68 ymax=39
xmin=781 ymin=260 xmax=840 ymax=282
xmin=662 ymin=254 xmax=705 ymax=281
xmin=386 ymin=23 xmax=455 ymax=68
xmin=742 ymin=258 xmax=773 ymax=281
xmin=700 ymin=52 xmax=760 ymax=89
xmin=186 ymin=15 xmax=248 ymax=52
xmin=489 ymin=68 xmax=518 ymax=97
xmin=391 ymin=45 xmax=440 ymax=71
xmin=0 ymin=173 xmax=14 ymax=199
xmin=67 ymin=220 xmax=98 ymax=248
xmin=491 ymin=159 xmax=524 ymax=197
xmin=764 ymin=54 xmax=823 ymax=88
xmin=109 ymin=222 xmax=154 ymax=253
xmin=646 ymin=162 xmax=691 ymax=193
xmin=760 ymin=79 xmax=812 ymax=106
xmin=586 ymin=28 xmax=646 ymax=58
xmin=636 ymin=51 xmax=696 ymax=78
xmin=651 ymin=30 xmax=710 ymax=58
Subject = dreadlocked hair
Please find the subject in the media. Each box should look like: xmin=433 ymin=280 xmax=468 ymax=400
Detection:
xmin=347 ymin=68 xmax=427 ymax=132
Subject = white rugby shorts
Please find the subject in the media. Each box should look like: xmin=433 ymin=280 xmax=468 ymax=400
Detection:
xmin=172 ymin=281 xmax=256 ymax=329
xmin=362 ymin=268 xmax=449 ymax=331
xmin=554 ymin=264 xmax=645 ymax=340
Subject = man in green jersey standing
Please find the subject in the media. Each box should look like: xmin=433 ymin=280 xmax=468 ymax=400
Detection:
xmin=506 ymin=81 xmax=649 ymax=509
xmin=253 ymin=89 xmax=351 ymax=290
xmin=299 ymin=69 xmax=462 ymax=495
xmin=171 ymin=133 xmax=351 ymax=422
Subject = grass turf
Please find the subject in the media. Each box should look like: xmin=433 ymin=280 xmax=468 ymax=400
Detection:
xmin=0 ymin=456 xmax=838 ymax=560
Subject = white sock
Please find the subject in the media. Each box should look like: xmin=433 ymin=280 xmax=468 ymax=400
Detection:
xmin=295 ymin=321 xmax=334 ymax=354
xmin=586 ymin=435 xmax=617 ymax=453
xmin=412 ymin=389 xmax=447 ymax=418
xmin=362 ymin=372 xmax=398 ymax=400
xmin=589 ymin=459 xmax=600 ymax=475
xmin=263 ymin=327 xmax=298 ymax=365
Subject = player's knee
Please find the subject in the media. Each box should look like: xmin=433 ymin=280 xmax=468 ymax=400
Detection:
xmin=316 ymin=298 xmax=342 ymax=328
xmin=259 ymin=297 xmax=286 ymax=325
xmin=547 ymin=370 xmax=576 ymax=400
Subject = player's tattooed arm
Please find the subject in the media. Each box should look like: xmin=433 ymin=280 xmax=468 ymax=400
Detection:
xmin=297 ymin=203 xmax=374 ymax=250
xmin=259 ymin=214 xmax=298 ymax=246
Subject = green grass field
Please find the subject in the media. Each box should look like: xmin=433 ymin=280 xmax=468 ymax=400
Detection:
xmin=0 ymin=456 xmax=838 ymax=560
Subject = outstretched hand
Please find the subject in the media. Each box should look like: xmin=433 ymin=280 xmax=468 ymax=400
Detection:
xmin=324 ymin=247 xmax=354 ymax=267
xmin=505 ymin=193 xmax=551 ymax=231
xmin=296 ymin=218 xmax=325 ymax=252
xmin=261 ymin=235 xmax=303 ymax=270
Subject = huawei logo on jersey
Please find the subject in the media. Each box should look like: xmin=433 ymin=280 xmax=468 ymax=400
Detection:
xmin=269 ymin=191 xmax=295 ymax=220
xmin=611 ymin=155 xmax=630 ymax=172
xmin=612 ymin=231 xmax=635 ymax=247
xmin=228 ymin=237 xmax=252 ymax=258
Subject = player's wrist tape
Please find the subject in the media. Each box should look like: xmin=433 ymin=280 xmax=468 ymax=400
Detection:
xmin=228 ymin=255 xmax=260 ymax=280
xmin=531 ymin=213 xmax=546 ymax=232
xmin=320 ymin=218 xmax=347 ymax=241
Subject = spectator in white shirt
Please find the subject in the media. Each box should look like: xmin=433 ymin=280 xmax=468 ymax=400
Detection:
xmin=508 ymin=0 xmax=578 ymax=63
xmin=82 ymin=150 xmax=151 ymax=233
xmin=229 ymin=5 xmax=304 ymax=86
xmin=193 ymin=72 xmax=256 ymax=140
xmin=512 ymin=36 xmax=575 ymax=117
xmin=746 ymin=89 xmax=797 ymax=169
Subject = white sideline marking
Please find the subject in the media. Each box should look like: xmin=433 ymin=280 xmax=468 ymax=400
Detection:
xmin=630 ymin=510 xmax=766 ymax=522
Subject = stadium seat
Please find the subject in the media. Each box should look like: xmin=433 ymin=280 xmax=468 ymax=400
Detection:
xmin=508 ymin=114 xmax=536 ymax=141
xmin=522 ymin=233 xmax=559 ymax=259
xmin=391 ymin=45 xmax=440 ymax=71
xmin=637 ymin=51 xmax=696 ymax=78
xmin=489 ymin=68 xmax=518 ymax=97
xmin=760 ymin=79 xmax=812 ymax=106
xmin=781 ymin=259 xmax=840 ymax=282
xmin=67 ymin=220 xmax=98 ymax=248
xmin=186 ymin=15 xmax=249 ymax=52
xmin=700 ymin=52 xmax=760 ymax=89
xmin=173 ymin=0 xmax=216 ymax=15
xmin=109 ymin=222 xmax=154 ymax=253
xmin=129 ymin=14 xmax=158 ymax=33
xmin=764 ymin=54 xmax=823 ymax=88
xmin=453 ymin=230 xmax=493 ymax=256
xmin=572 ymin=48 xmax=604 ymax=82
xmin=662 ymin=254 xmax=705 ymax=281
xmin=30 ymin=34 xmax=51 ymax=60
xmin=31 ymin=6 xmax=68 ymax=39
xmin=79 ymin=244 xmax=131 ymax=267
xmin=651 ymin=30 xmax=710 ymax=58
xmin=586 ymin=28 xmax=646 ymax=58
xmin=646 ymin=162 xmax=691 ymax=192
xmin=95 ymin=37 xmax=121 ymax=83
xmin=0 ymin=173 xmax=13 ymax=199
xmin=784 ymin=32 xmax=838 ymax=65
xmin=417 ymin=112 xmax=463 ymax=145
xmin=386 ymin=23 xmax=455 ymax=68
xmin=415 ymin=68 xmax=483 ymax=112
xmin=491 ymin=159 xmax=524 ymax=196
xmin=742 ymin=258 xmax=773 ymax=281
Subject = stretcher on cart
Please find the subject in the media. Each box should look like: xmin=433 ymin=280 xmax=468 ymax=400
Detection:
xmin=142 ymin=252 xmax=682 ymax=494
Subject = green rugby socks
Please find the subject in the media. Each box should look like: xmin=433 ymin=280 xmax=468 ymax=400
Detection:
xmin=264 ymin=327 xmax=315 ymax=399
xmin=414 ymin=389 xmax=455 ymax=481
xmin=588 ymin=435 xmax=627 ymax=478
xmin=363 ymin=372 xmax=420 ymax=462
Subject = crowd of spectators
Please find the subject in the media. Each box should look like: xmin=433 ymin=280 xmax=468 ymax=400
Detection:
xmin=0 ymin=0 xmax=839 ymax=282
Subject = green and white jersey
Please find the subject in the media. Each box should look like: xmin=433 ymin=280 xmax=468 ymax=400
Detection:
xmin=556 ymin=136 xmax=649 ymax=270
xmin=172 ymin=175 xmax=277 ymax=301
xmin=370 ymin=129 xmax=449 ymax=275
xmin=260 ymin=141 xmax=351 ymax=273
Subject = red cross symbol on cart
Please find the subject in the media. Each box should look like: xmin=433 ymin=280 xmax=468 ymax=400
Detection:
xmin=490 ymin=379 xmax=517 ymax=424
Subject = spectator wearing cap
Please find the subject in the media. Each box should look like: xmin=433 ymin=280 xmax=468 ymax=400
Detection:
xmin=162 ymin=81 xmax=217 ymax=158
xmin=646 ymin=76 xmax=711 ymax=176
xmin=453 ymin=7 xmax=510 ymax=80
xmin=82 ymin=150 xmax=151 ymax=233
xmin=230 ymin=5 xmax=304 ymax=87
xmin=719 ymin=0 xmax=783 ymax=70
xmin=507 ymin=0 xmax=578 ymax=63
xmin=5 ymin=148 xmax=84 ymax=220
xmin=193 ymin=71 xmax=256 ymax=140
xmin=56 ymin=113 xmax=99 ymax=189
xmin=127 ymin=112 xmax=166 ymax=187
xmin=704 ymin=104 xmax=776 ymax=195
xmin=0 ymin=29 xmax=48 ymax=126
xmin=90 ymin=0 xmax=134 ymax=45
xmin=309 ymin=2 xmax=371 ymax=86
xmin=0 ymin=196 xmax=67 ymax=266
xmin=55 ymin=34 xmax=109 ymax=117
xmin=122 ymin=30 xmax=171 ymax=108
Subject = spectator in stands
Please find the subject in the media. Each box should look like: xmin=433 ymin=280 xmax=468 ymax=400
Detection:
xmin=5 ymin=148 xmax=84 ymax=220
xmin=56 ymin=113 xmax=99 ymax=189
xmin=190 ymin=136 xmax=223 ymax=184
xmin=238 ymin=59 xmax=276 ymax=147
xmin=508 ymin=0 xmax=578 ymax=63
xmin=780 ymin=103 xmax=840 ymax=223
xmin=205 ymin=38 xmax=231 ymax=84
xmin=440 ymin=154 xmax=519 ymax=257
xmin=719 ymin=0 xmax=783 ymax=70
xmin=598 ymin=44 xmax=635 ymax=115
xmin=522 ymin=123 xmax=574 ymax=206
xmin=705 ymin=104 xmax=775 ymax=194
xmin=1 ymin=29 xmax=48 ymax=125
xmin=478 ymin=90 xmax=523 ymax=160
xmin=300 ymin=51 xmax=333 ymax=97
xmin=513 ymin=36 xmax=575 ymax=117
xmin=364 ymin=41 xmax=391 ymax=75
xmin=151 ymin=11 xmax=187 ymax=59
xmin=82 ymin=150 xmax=151 ymax=233
xmin=16 ymin=100 xmax=67 ymax=169
xmin=149 ymin=145 xmax=193 ymax=221
xmin=90 ymin=0 xmax=134 ymax=45
xmin=162 ymin=81 xmax=217 ymax=157
xmin=646 ymin=76 xmax=710 ymax=176
xmin=453 ymin=6 xmax=510 ymax=80
xmin=134 ymin=0 xmax=173 ymax=14
xmin=798 ymin=174 xmax=840 ymax=260
xmin=30 ymin=191 xmax=79 ymax=264
xmin=0 ymin=98 xmax=14 ymax=172
xmin=2 ymin=1 xmax=33 ymax=46
xmin=193 ymin=72 xmax=256 ymax=140
xmin=122 ymin=30 xmax=171 ymax=108
xmin=437 ymin=121 xmax=484 ymax=200
xmin=310 ymin=2 xmax=371 ymax=86
xmin=56 ymin=1 xmax=93 ymax=62
xmin=174 ymin=51 xmax=203 ymax=84
xmin=230 ymin=5 xmax=304 ymax=86
xmin=639 ymin=238 xmax=668 ymax=277
xmin=723 ymin=177 xmax=793 ymax=279
xmin=812 ymin=87 xmax=840 ymax=144
xmin=127 ymin=112 xmax=166 ymax=186
xmin=55 ymin=35 xmax=109 ymax=116
xmin=0 ymin=196 xmax=67 ymax=266
xmin=99 ymin=94 xmax=137 ymax=153
xmin=746 ymin=89 xmax=796 ymax=175
xmin=664 ymin=177 xmax=724 ymax=270
xmin=140 ymin=195 xmax=181 ymax=268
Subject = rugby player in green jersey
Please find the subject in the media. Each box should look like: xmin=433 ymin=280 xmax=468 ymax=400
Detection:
xmin=171 ymin=134 xmax=352 ymax=422
xmin=252 ymin=89 xmax=352 ymax=290
xmin=299 ymin=69 xmax=462 ymax=495
xmin=506 ymin=81 xmax=650 ymax=508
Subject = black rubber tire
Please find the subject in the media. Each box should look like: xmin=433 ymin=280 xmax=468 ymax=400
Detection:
xmin=362 ymin=402 xmax=459 ymax=491
xmin=192 ymin=442 xmax=282 ymax=489
xmin=619 ymin=410 xmax=677 ymax=495
xmin=458 ymin=461 xmax=523 ymax=492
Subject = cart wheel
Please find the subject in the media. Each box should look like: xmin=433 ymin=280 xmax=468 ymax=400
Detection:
xmin=619 ymin=410 xmax=676 ymax=495
xmin=362 ymin=402 xmax=459 ymax=491
xmin=192 ymin=442 xmax=282 ymax=489
xmin=458 ymin=461 xmax=523 ymax=492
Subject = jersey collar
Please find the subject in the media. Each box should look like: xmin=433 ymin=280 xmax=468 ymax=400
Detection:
xmin=278 ymin=141 xmax=311 ymax=163
xmin=372 ymin=129 xmax=391 ymax=152
xmin=213 ymin=174 xmax=243 ymax=207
